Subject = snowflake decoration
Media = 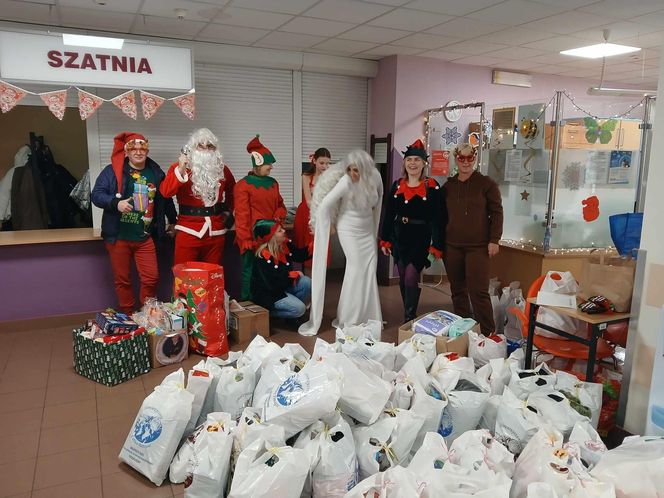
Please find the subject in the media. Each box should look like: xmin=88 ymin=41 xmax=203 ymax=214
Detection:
xmin=562 ymin=162 xmax=582 ymax=190
xmin=442 ymin=126 xmax=462 ymax=146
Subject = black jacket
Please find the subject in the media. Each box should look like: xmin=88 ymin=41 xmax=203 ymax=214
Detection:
xmin=91 ymin=157 xmax=177 ymax=243
xmin=251 ymin=242 xmax=310 ymax=310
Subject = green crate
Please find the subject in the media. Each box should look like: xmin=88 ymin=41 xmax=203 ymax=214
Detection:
xmin=72 ymin=327 xmax=151 ymax=386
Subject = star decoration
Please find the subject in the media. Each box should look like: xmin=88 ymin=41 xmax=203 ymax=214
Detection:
xmin=442 ymin=126 xmax=462 ymax=145
xmin=521 ymin=190 xmax=530 ymax=201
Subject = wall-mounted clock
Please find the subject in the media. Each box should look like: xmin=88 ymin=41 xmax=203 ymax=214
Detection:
xmin=444 ymin=100 xmax=462 ymax=122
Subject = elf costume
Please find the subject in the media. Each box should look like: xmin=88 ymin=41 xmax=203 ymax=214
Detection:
xmin=250 ymin=219 xmax=311 ymax=317
xmin=234 ymin=135 xmax=287 ymax=300
xmin=379 ymin=139 xmax=444 ymax=322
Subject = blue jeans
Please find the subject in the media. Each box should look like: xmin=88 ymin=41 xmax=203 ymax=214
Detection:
xmin=272 ymin=276 xmax=312 ymax=318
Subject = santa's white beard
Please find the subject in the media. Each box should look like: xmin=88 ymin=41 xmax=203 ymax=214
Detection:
xmin=190 ymin=149 xmax=223 ymax=206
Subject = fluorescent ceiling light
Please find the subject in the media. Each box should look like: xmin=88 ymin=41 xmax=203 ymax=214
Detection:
xmin=62 ymin=34 xmax=124 ymax=49
xmin=561 ymin=42 xmax=640 ymax=59
xmin=588 ymin=86 xmax=656 ymax=97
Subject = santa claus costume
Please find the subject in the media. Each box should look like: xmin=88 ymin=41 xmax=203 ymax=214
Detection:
xmin=234 ymin=135 xmax=287 ymax=300
xmin=160 ymin=128 xmax=236 ymax=265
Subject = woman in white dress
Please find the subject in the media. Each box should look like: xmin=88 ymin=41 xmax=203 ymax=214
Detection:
xmin=298 ymin=150 xmax=384 ymax=336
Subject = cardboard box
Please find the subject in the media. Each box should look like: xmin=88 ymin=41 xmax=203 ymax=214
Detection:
xmin=147 ymin=331 xmax=188 ymax=368
xmin=229 ymin=301 xmax=270 ymax=345
xmin=398 ymin=319 xmax=473 ymax=356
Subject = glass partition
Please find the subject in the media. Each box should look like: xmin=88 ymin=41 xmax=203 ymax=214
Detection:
xmin=484 ymin=92 xmax=650 ymax=252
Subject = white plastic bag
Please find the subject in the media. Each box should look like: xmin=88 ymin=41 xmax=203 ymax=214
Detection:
xmin=555 ymin=371 xmax=603 ymax=429
xmin=352 ymin=408 xmax=424 ymax=479
xmin=479 ymin=394 xmax=502 ymax=433
xmin=494 ymin=387 xmax=542 ymax=455
xmin=504 ymin=288 xmax=526 ymax=340
xmin=238 ymin=335 xmax=282 ymax=378
xmin=252 ymin=344 xmax=311 ymax=410
xmin=424 ymin=461 xmax=512 ymax=498
xmin=468 ymin=331 xmax=507 ymax=368
xmin=526 ymin=390 xmax=587 ymax=440
xmin=294 ymin=413 xmax=359 ymax=498
xmin=389 ymin=371 xmax=415 ymax=409
xmin=312 ymin=337 xmax=339 ymax=361
xmin=337 ymin=329 xmax=396 ymax=371
xmin=232 ymin=407 xmax=285 ymax=467
xmin=508 ymin=363 xmax=556 ymax=400
xmin=540 ymin=271 xmax=579 ymax=295
xmin=182 ymin=362 xmax=212 ymax=440
xmin=441 ymin=378 xmax=491 ymax=445
xmin=477 ymin=354 xmax=523 ymax=396
xmin=590 ymin=436 xmax=664 ymax=498
xmin=490 ymin=278 xmax=503 ymax=334
xmin=229 ymin=442 xmax=310 ymax=498
xmin=173 ymin=412 xmax=235 ymax=498
xmin=119 ymin=369 xmax=194 ymax=486
xmin=535 ymin=306 xmax=588 ymax=339
xmin=568 ymin=420 xmax=607 ymax=470
xmin=341 ymin=319 xmax=383 ymax=342
xmin=395 ymin=334 xmax=437 ymax=371
xmin=344 ymin=465 xmax=425 ymax=498
xmin=430 ymin=352 xmax=476 ymax=393
xmin=261 ymin=362 xmax=341 ymax=438
xmin=448 ymin=429 xmax=515 ymax=478
xmin=214 ymin=364 xmax=256 ymax=421
xmin=197 ymin=357 xmax=224 ymax=427
xmin=324 ymin=353 xmax=392 ymax=425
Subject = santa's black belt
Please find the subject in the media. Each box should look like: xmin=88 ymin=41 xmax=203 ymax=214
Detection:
xmin=397 ymin=216 xmax=426 ymax=225
xmin=179 ymin=203 xmax=223 ymax=216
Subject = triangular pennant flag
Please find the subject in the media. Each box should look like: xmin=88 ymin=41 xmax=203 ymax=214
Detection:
xmin=0 ymin=80 xmax=27 ymax=113
xmin=111 ymin=90 xmax=137 ymax=120
xmin=140 ymin=90 xmax=165 ymax=120
xmin=172 ymin=92 xmax=195 ymax=120
xmin=40 ymin=89 xmax=68 ymax=120
xmin=77 ymin=89 xmax=104 ymax=120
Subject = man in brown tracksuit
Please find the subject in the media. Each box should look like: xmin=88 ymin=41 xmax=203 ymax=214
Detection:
xmin=441 ymin=143 xmax=503 ymax=335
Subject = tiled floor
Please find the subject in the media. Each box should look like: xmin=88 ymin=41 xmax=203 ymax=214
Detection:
xmin=0 ymin=276 xmax=454 ymax=498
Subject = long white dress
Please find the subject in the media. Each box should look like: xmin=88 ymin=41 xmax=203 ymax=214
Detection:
xmin=298 ymin=170 xmax=383 ymax=336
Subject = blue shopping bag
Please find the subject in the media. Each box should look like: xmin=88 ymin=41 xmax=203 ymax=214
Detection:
xmin=609 ymin=213 xmax=643 ymax=257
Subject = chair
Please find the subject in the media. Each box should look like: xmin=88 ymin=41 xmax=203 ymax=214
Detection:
xmin=508 ymin=275 xmax=615 ymax=374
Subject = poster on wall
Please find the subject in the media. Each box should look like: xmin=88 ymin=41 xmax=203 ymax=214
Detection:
xmin=516 ymin=103 xmax=545 ymax=150
xmin=430 ymin=149 xmax=450 ymax=176
xmin=504 ymin=149 xmax=524 ymax=182
xmin=608 ymin=150 xmax=632 ymax=185
xmin=585 ymin=151 xmax=610 ymax=185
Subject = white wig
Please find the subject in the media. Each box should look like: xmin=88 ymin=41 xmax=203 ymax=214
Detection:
xmin=309 ymin=149 xmax=379 ymax=229
xmin=186 ymin=128 xmax=224 ymax=206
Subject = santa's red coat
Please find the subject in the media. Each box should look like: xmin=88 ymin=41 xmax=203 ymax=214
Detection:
xmin=160 ymin=162 xmax=236 ymax=238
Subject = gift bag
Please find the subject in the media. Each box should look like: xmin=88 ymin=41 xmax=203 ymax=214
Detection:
xmin=578 ymin=255 xmax=635 ymax=313
xmin=174 ymin=262 xmax=228 ymax=357
xmin=609 ymin=212 xmax=643 ymax=257
xmin=214 ymin=365 xmax=256 ymax=421
xmin=468 ymin=331 xmax=507 ymax=368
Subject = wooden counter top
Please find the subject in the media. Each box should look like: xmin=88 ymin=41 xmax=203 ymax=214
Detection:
xmin=0 ymin=228 xmax=102 ymax=247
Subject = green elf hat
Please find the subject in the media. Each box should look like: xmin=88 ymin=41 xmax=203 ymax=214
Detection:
xmin=253 ymin=219 xmax=280 ymax=244
xmin=402 ymin=138 xmax=428 ymax=161
xmin=247 ymin=134 xmax=276 ymax=168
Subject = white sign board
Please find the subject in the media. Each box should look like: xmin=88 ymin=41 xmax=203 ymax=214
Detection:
xmin=0 ymin=31 xmax=193 ymax=92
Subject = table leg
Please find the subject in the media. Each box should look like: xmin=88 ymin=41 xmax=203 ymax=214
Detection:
xmin=525 ymin=303 xmax=538 ymax=369
xmin=586 ymin=324 xmax=600 ymax=381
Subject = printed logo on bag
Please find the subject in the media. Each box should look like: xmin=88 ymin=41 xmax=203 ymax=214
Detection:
xmin=276 ymin=375 xmax=304 ymax=406
xmin=132 ymin=407 xmax=163 ymax=445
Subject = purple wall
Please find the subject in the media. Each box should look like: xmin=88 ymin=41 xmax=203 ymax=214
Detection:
xmin=0 ymin=236 xmax=241 ymax=322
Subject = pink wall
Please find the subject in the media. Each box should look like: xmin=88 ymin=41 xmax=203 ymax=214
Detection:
xmin=369 ymin=55 xmax=398 ymax=139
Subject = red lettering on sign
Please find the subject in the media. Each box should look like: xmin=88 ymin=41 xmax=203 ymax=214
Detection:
xmin=47 ymin=50 xmax=63 ymax=68
xmin=129 ymin=57 xmax=135 ymax=73
xmin=80 ymin=53 xmax=96 ymax=70
xmin=111 ymin=55 xmax=127 ymax=72
xmin=137 ymin=58 xmax=152 ymax=74
xmin=97 ymin=54 xmax=110 ymax=70
xmin=64 ymin=51 xmax=79 ymax=69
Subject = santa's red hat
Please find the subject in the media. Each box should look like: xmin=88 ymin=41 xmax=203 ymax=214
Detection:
xmin=111 ymin=132 xmax=148 ymax=196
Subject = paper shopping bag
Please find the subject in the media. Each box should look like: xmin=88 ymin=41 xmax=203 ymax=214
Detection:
xmin=578 ymin=255 xmax=635 ymax=312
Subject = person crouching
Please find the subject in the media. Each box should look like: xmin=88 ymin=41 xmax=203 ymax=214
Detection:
xmin=250 ymin=219 xmax=311 ymax=321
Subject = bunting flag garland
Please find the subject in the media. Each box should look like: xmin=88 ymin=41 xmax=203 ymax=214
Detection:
xmin=172 ymin=92 xmax=195 ymax=120
xmin=39 ymin=89 xmax=68 ymax=120
xmin=111 ymin=90 xmax=137 ymax=120
xmin=140 ymin=90 xmax=165 ymax=120
xmin=0 ymin=81 xmax=27 ymax=113
xmin=78 ymin=89 xmax=104 ymax=120
xmin=0 ymin=79 xmax=195 ymax=120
